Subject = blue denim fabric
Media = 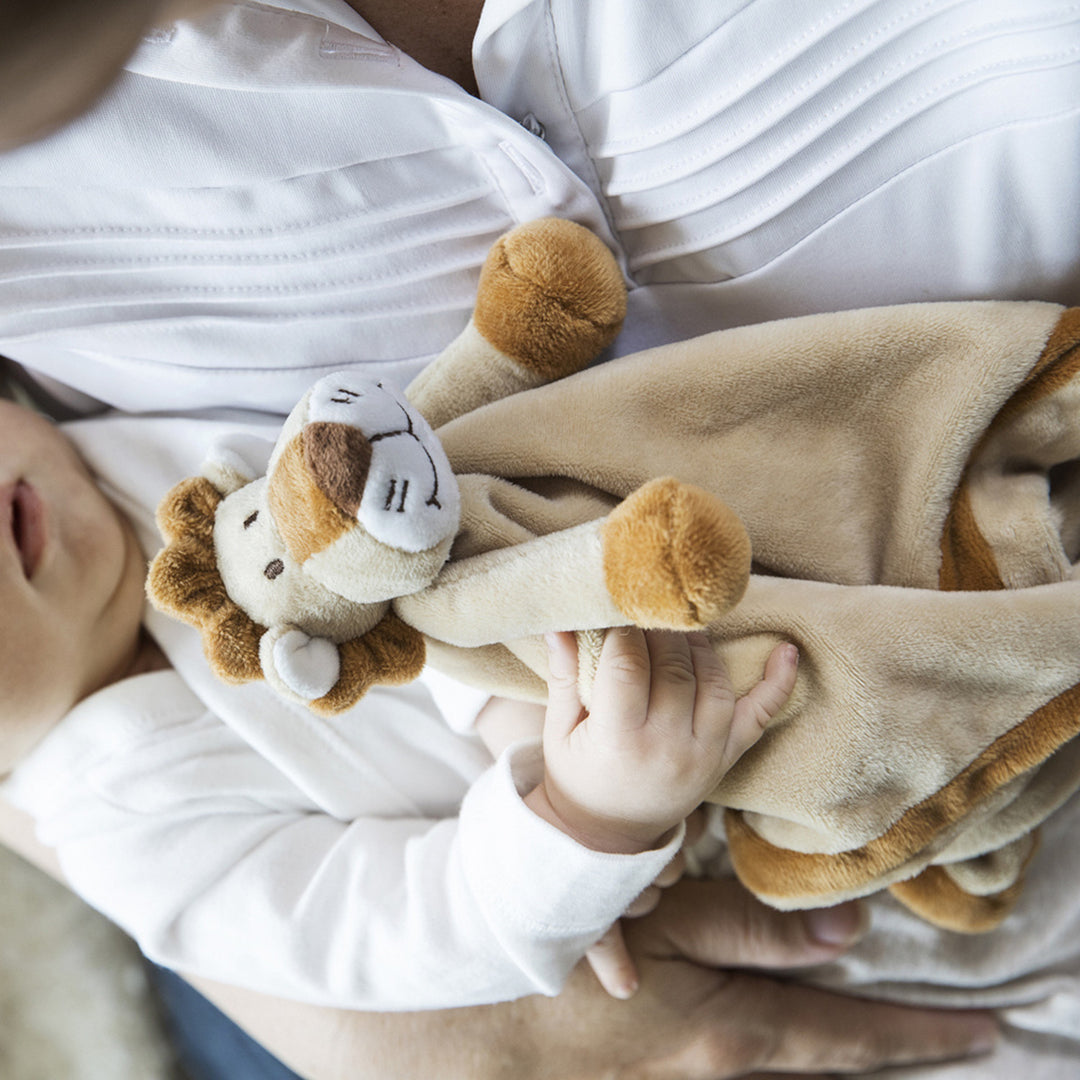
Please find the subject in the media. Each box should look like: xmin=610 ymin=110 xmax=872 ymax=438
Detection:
xmin=148 ymin=965 xmax=304 ymax=1080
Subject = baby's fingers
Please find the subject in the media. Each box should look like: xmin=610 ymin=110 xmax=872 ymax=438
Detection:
xmin=585 ymin=921 xmax=639 ymax=999
xmin=724 ymin=643 xmax=799 ymax=766
xmin=543 ymin=631 xmax=587 ymax=740
xmin=587 ymin=627 xmax=654 ymax=735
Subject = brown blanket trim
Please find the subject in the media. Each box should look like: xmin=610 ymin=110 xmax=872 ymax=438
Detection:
xmin=939 ymin=485 xmax=1005 ymax=591
xmin=887 ymin=859 xmax=1030 ymax=933
xmin=725 ymin=680 xmax=1080 ymax=908
xmin=938 ymin=307 xmax=1080 ymax=592
xmin=1010 ymin=305 xmax=1080 ymax=410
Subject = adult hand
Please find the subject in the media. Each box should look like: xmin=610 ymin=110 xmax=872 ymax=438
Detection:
xmin=584 ymin=807 xmax=707 ymax=999
xmin=201 ymin=877 xmax=997 ymax=1080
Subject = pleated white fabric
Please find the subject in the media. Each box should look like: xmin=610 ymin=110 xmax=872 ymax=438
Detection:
xmin=1 ymin=0 xmax=1078 ymax=408
xmin=1 ymin=1 xmax=1079 ymax=1070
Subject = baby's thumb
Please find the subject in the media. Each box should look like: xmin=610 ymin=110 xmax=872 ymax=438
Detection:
xmin=544 ymin=631 xmax=585 ymax=736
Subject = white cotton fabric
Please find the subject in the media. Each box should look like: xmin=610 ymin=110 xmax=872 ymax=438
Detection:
xmin=0 ymin=0 xmax=1078 ymax=1066
xmin=1 ymin=411 xmax=681 ymax=1010
xmin=0 ymin=0 xmax=1078 ymax=412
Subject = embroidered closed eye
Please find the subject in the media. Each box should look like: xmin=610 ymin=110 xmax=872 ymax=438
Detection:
xmin=264 ymin=559 xmax=284 ymax=580
xmin=244 ymin=510 xmax=259 ymax=528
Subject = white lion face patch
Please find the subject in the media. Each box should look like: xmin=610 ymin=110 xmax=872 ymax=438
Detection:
xmin=307 ymin=377 xmax=460 ymax=553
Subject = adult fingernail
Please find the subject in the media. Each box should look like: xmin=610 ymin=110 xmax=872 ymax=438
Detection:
xmin=805 ymin=903 xmax=866 ymax=947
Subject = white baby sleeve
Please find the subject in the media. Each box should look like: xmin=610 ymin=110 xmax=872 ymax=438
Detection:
xmin=5 ymin=675 xmax=680 ymax=1010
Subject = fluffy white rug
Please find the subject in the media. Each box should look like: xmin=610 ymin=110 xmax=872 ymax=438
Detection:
xmin=0 ymin=846 xmax=179 ymax=1080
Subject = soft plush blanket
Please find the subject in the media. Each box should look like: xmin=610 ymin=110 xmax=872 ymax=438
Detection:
xmin=427 ymin=300 xmax=1080 ymax=933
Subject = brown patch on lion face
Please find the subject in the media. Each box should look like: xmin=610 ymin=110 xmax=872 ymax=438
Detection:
xmin=304 ymin=421 xmax=372 ymax=517
xmin=268 ymin=433 xmax=357 ymax=563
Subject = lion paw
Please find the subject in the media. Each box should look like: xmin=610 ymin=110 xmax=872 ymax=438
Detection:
xmin=472 ymin=218 xmax=627 ymax=380
xmin=601 ymin=478 xmax=751 ymax=629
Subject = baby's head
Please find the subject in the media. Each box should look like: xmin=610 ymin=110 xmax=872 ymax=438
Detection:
xmin=0 ymin=0 xmax=217 ymax=149
xmin=0 ymin=401 xmax=147 ymax=772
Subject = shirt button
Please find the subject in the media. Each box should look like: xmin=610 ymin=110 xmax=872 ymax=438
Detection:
xmin=519 ymin=113 xmax=546 ymax=141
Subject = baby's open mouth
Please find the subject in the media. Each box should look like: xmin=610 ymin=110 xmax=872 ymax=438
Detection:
xmin=11 ymin=481 xmax=45 ymax=579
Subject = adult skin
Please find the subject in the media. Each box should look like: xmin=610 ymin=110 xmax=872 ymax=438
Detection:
xmin=0 ymin=2 xmax=1000 ymax=1075
xmin=0 ymin=796 xmax=996 ymax=1080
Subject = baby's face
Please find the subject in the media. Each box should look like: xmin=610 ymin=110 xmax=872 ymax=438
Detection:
xmin=0 ymin=402 xmax=146 ymax=772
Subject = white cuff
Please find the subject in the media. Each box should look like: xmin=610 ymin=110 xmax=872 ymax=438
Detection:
xmin=457 ymin=738 xmax=684 ymax=995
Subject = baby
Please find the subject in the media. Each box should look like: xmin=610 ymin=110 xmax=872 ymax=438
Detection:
xmin=0 ymin=398 xmax=797 ymax=1010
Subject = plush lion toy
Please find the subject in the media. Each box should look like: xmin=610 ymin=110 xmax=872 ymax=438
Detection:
xmin=147 ymin=219 xmax=752 ymax=715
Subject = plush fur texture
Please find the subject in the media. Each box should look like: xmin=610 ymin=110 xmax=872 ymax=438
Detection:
xmin=601 ymin=477 xmax=751 ymax=627
xmin=432 ymin=298 xmax=1080 ymax=931
xmin=148 ymin=216 xmax=1080 ymax=934
xmin=150 ymin=476 xmax=265 ymax=685
xmin=148 ymin=219 xmax=750 ymax=719
xmin=471 ymin=216 xmax=627 ymax=379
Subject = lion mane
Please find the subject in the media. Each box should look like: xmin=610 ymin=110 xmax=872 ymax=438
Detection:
xmin=147 ymin=475 xmax=427 ymax=711
xmin=147 ymin=476 xmax=266 ymax=684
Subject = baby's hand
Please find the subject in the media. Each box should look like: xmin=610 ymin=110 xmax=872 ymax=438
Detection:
xmin=526 ymin=628 xmax=798 ymax=856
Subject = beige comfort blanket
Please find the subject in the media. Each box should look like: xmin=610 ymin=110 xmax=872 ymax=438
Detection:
xmin=427 ymin=300 xmax=1080 ymax=933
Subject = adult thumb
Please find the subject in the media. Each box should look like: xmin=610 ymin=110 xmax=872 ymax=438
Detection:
xmin=633 ymin=878 xmax=867 ymax=971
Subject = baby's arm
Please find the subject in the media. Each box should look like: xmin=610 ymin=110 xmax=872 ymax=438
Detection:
xmin=3 ymin=667 xmax=679 ymax=1011
xmin=527 ymin=629 xmax=798 ymax=855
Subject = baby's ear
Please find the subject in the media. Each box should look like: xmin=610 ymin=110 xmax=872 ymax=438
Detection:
xmin=202 ymin=433 xmax=276 ymax=494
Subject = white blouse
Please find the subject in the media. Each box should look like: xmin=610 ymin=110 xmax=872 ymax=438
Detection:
xmin=1 ymin=1 xmax=1079 ymax=1067
xmin=0 ymin=0 xmax=1077 ymax=412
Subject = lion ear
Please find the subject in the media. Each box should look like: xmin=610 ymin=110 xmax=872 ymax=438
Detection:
xmin=154 ymin=476 xmax=221 ymax=546
xmin=202 ymin=433 xmax=275 ymax=495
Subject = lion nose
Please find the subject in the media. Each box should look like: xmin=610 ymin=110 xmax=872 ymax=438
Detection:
xmin=304 ymin=421 xmax=373 ymax=517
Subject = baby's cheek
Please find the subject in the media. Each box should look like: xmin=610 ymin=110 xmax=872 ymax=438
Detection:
xmin=0 ymin=618 xmax=77 ymax=771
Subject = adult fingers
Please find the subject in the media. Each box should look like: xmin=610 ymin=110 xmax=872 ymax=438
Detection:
xmin=745 ymin=1074 xmax=837 ymax=1080
xmin=543 ymin=630 xmax=586 ymax=739
xmin=630 ymin=878 xmax=868 ymax=970
xmin=697 ymin=972 xmax=997 ymax=1077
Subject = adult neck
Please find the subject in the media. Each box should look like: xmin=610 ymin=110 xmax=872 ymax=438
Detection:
xmin=342 ymin=0 xmax=486 ymax=95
